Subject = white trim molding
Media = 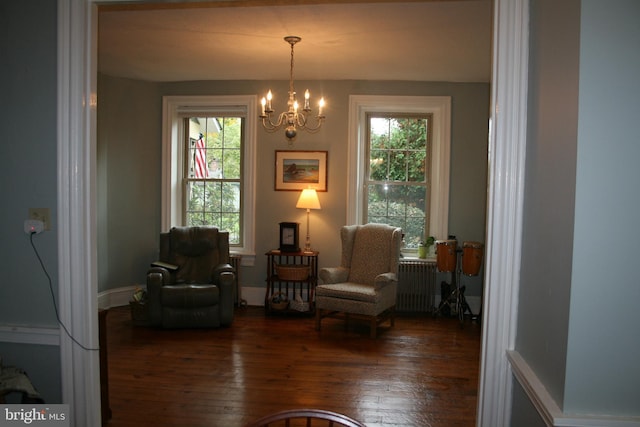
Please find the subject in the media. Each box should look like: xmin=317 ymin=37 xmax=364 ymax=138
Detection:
xmin=0 ymin=326 xmax=60 ymax=346
xmin=97 ymin=285 xmax=140 ymax=310
xmin=476 ymin=0 xmax=529 ymax=425
xmin=57 ymin=1 xmax=102 ymax=426
xmin=508 ymin=351 xmax=640 ymax=427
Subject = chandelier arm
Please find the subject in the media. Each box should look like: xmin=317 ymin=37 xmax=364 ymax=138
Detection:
xmin=261 ymin=112 xmax=289 ymax=131
xmin=300 ymin=117 xmax=326 ymax=133
xmin=293 ymin=112 xmax=325 ymax=131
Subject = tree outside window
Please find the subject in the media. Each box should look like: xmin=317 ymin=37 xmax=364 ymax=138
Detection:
xmin=366 ymin=114 xmax=431 ymax=248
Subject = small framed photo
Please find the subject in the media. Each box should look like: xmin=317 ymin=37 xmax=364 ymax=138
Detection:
xmin=279 ymin=222 xmax=300 ymax=253
xmin=274 ymin=150 xmax=328 ymax=191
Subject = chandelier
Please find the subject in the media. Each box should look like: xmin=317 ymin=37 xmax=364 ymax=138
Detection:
xmin=260 ymin=36 xmax=326 ymax=141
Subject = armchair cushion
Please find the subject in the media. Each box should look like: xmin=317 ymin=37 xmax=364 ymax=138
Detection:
xmin=161 ymin=284 xmax=219 ymax=308
xmin=170 ymin=227 xmax=227 ymax=283
xmin=348 ymin=224 xmax=398 ymax=285
xmin=374 ymin=272 xmax=397 ymax=290
xmin=318 ymin=266 xmax=349 ymax=284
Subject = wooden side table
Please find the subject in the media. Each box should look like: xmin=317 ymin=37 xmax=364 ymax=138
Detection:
xmin=265 ymin=250 xmax=318 ymax=314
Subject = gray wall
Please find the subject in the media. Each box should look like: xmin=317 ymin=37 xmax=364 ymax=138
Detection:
xmin=514 ymin=0 xmax=640 ymax=421
xmin=97 ymin=77 xmax=490 ymax=299
xmin=518 ymin=0 xmax=580 ymax=407
xmin=0 ymin=0 xmax=62 ymax=402
xmin=564 ymin=0 xmax=640 ymax=415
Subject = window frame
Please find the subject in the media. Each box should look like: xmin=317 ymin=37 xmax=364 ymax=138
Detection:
xmin=347 ymin=95 xmax=450 ymax=241
xmin=162 ymin=95 xmax=257 ymax=265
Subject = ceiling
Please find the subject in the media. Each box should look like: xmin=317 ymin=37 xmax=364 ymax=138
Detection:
xmin=98 ymin=1 xmax=492 ymax=83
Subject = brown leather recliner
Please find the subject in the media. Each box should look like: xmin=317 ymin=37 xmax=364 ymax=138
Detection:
xmin=146 ymin=226 xmax=235 ymax=328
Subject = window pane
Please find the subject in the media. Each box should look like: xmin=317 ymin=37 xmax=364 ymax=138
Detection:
xmin=369 ymin=150 xmax=388 ymax=180
xmin=407 ymin=149 xmax=426 ymax=182
xmin=398 ymin=117 xmax=427 ymax=149
xmin=222 ymin=148 xmax=241 ymax=180
xmin=370 ymin=117 xmax=391 ymax=148
xmin=388 ymin=149 xmax=407 ymax=181
xmin=221 ymin=182 xmax=241 ymax=213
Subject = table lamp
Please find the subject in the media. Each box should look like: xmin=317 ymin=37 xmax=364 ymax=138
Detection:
xmin=296 ymin=188 xmax=321 ymax=253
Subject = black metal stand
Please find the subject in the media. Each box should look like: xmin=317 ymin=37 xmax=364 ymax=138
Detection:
xmin=434 ymin=248 xmax=473 ymax=325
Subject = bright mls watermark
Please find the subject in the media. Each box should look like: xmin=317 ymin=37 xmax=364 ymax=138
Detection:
xmin=0 ymin=405 xmax=69 ymax=426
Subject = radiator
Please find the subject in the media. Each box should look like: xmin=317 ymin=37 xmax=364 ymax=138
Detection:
xmin=397 ymin=259 xmax=436 ymax=313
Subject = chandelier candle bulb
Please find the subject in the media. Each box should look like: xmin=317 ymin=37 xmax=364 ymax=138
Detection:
xmin=266 ymin=90 xmax=273 ymax=111
xmin=304 ymin=90 xmax=310 ymax=110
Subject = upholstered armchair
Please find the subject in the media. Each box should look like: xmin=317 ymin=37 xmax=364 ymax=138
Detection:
xmin=315 ymin=223 xmax=402 ymax=338
xmin=146 ymin=226 xmax=235 ymax=328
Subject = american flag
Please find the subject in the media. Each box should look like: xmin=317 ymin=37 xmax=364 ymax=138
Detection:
xmin=194 ymin=134 xmax=207 ymax=178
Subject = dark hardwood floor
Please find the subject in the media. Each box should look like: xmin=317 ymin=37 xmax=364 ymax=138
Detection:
xmin=104 ymin=306 xmax=481 ymax=427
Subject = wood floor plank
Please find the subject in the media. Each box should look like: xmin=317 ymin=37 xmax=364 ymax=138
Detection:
xmin=104 ymin=306 xmax=480 ymax=426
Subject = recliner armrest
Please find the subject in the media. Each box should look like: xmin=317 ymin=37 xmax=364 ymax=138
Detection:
xmin=147 ymin=266 xmax=173 ymax=286
xmin=217 ymin=270 xmax=235 ymax=326
xmin=374 ymin=272 xmax=397 ymax=290
xmin=212 ymin=263 xmax=235 ymax=282
xmin=319 ymin=267 xmax=350 ymax=284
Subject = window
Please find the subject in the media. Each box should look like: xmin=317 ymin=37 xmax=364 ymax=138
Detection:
xmin=184 ymin=116 xmax=242 ymax=244
xmin=162 ymin=96 xmax=257 ymax=264
xmin=348 ymin=95 xmax=450 ymax=248
xmin=366 ymin=114 xmax=432 ymax=248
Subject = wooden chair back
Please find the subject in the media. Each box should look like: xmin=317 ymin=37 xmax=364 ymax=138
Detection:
xmin=244 ymin=409 xmax=367 ymax=427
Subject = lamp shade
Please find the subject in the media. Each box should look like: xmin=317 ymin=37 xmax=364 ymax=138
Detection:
xmin=296 ymin=188 xmax=321 ymax=210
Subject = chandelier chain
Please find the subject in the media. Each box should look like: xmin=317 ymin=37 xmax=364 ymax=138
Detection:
xmin=289 ymin=40 xmax=295 ymax=96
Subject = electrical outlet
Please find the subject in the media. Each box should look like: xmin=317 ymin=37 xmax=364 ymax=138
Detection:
xmin=29 ymin=208 xmax=51 ymax=231
xmin=25 ymin=219 xmax=44 ymax=234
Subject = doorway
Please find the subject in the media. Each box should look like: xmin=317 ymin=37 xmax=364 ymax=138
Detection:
xmin=57 ymin=0 xmax=529 ymax=425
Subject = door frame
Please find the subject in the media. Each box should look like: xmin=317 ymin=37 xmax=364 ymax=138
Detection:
xmin=56 ymin=0 xmax=528 ymax=425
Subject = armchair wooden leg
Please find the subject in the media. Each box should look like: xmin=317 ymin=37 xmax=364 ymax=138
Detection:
xmin=315 ymin=308 xmax=321 ymax=331
xmin=370 ymin=317 xmax=377 ymax=339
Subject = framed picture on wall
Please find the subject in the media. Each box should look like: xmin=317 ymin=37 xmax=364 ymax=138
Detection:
xmin=274 ymin=150 xmax=328 ymax=191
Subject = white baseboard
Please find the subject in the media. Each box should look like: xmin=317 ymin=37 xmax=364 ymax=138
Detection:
xmin=508 ymin=350 xmax=640 ymax=427
xmin=241 ymin=286 xmax=266 ymax=306
xmin=0 ymin=325 xmax=60 ymax=346
xmin=97 ymin=285 xmax=141 ymax=309
xmin=97 ymin=285 xmax=484 ymax=314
